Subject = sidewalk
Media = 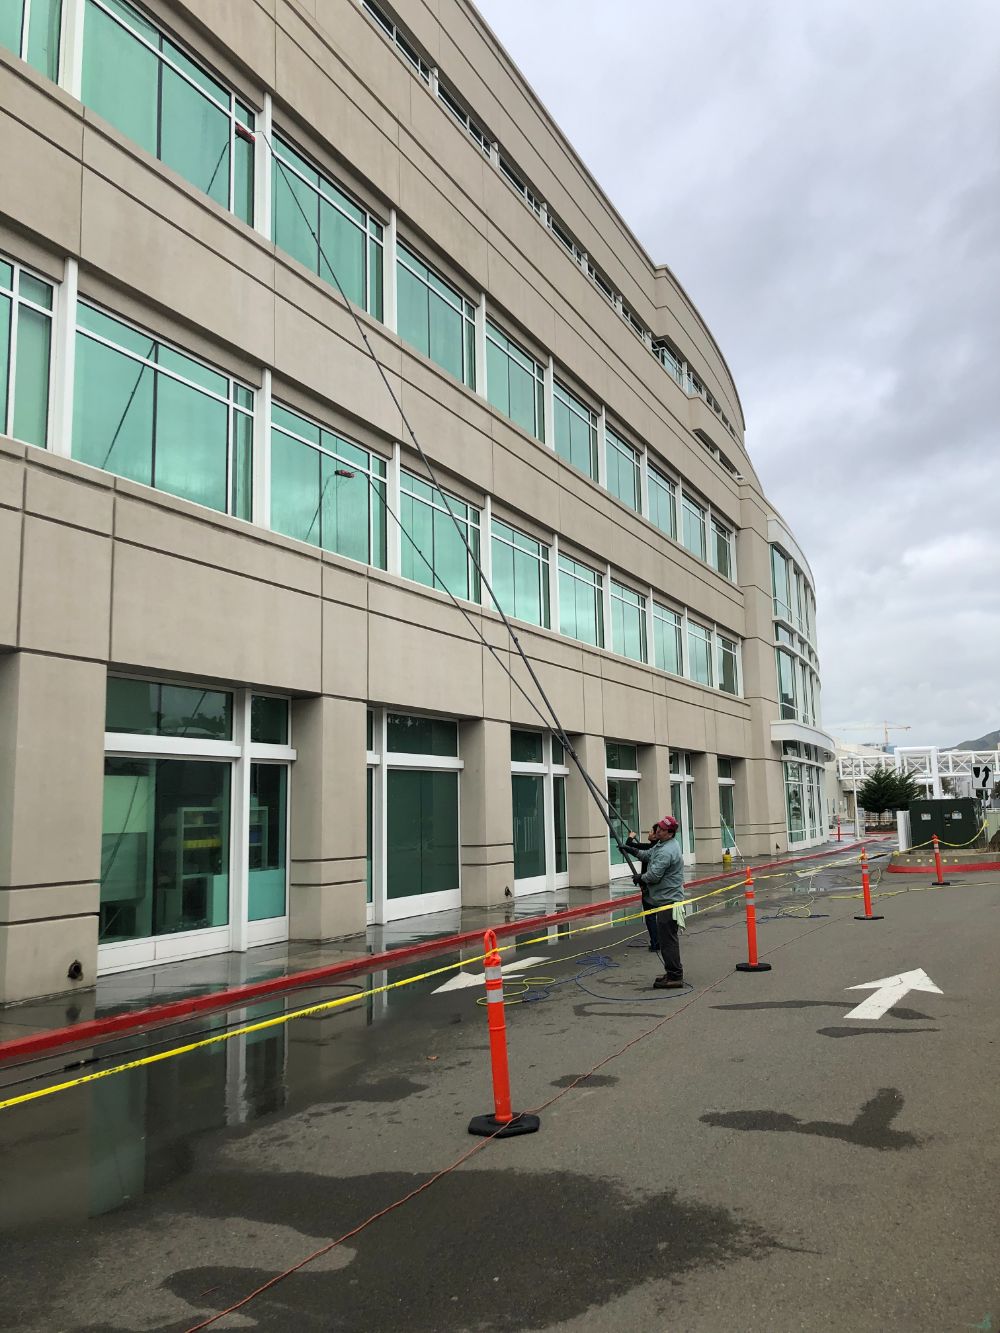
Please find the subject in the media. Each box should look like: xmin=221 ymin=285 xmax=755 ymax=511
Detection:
xmin=0 ymin=839 xmax=872 ymax=1057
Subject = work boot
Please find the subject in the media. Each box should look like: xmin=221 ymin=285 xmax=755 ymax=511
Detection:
xmin=653 ymin=975 xmax=684 ymax=989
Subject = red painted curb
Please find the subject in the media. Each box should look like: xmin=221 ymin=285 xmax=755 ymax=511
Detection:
xmin=0 ymin=841 xmax=865 ymax=1066
xmin=887 ymin=861 xmax=1000 ymax=874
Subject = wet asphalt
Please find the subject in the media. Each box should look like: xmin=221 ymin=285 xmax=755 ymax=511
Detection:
xmin=0 ymin=857 xmax=997 ymax=1332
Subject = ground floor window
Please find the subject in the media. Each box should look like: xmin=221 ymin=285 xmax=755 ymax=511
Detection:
xmin=782 ymin=742 xmax=826 ymax=845
xmin=670 ymin=751 xmax=697 ymax=863
xmin=607 ymin=741 xmax=640 ymax=878
xmin=719 ymin=757 xmax=737 ymax=850
xmin=510 ymin=730 xmax=570 ymax=894
xmin=367 ymin=708 xmax=463 ymax=922
xmin=99 ymin=679 xmax=293 ymax=973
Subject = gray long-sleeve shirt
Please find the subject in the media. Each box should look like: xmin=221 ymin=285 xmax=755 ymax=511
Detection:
xmin=630 ymin=836 xmax=685 ymax=906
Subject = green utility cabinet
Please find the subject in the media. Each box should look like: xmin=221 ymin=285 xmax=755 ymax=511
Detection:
xmin=908 ymin=797 xmax=981 ymax=848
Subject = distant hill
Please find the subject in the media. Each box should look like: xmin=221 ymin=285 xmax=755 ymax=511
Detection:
xmin=952 ymin=728 xmax=1000 ymax=750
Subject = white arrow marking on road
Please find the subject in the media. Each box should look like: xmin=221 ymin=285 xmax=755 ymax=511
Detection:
xmin=843 ymin=968 xmax=942 ymax=1020
xmin=432 ymin=956 xmax=550 ymax=994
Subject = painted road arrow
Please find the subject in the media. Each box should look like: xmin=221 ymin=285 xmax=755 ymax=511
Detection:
xmin=432 ymin=956 xmax=549 ymax=994
xmin=844 ymin=968 xmax=942 ymax=1020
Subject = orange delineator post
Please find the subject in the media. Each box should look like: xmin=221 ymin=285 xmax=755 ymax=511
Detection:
xmin=468 ymin=929 xmax=540 ymax=1138
xmin=931 ymin=834 xmax=951 ymax=886
xmin=735 ymin=867 xmax=772 ymax=973
xmin=854 ymin=846 xmax=884 ymax=921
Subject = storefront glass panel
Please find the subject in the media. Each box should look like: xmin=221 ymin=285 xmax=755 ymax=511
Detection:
xmin=248 ymin=764 xmax=287 ymax=921
xmin=512 ymin=775 xmax=546 ymax=880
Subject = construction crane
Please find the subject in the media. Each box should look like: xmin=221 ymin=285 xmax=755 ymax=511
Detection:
xmin=836 ymin=722 xmax=912 ymax=748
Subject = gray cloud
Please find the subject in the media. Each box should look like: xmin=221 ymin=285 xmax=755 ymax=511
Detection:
xmin=476 ymin=0 xmax=1000 ymax=745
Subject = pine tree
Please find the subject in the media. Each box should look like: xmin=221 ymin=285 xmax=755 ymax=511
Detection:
xmin=857 ymin=765 xmax=901 ymax=823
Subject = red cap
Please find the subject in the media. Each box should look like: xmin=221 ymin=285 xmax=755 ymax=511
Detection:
xmin=653 ymin=816 xmax=679 ymax=834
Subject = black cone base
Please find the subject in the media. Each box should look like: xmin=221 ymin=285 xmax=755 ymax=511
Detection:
xmin=468 ymin=1112 xmax=541 ymax=1138
xmin=735 ymin=961 xmax=772 ymax=972
xmin=931 ymin=880 xmax=951 ymax=886
xmin=854 ymin=913 xmax=885 ymax=921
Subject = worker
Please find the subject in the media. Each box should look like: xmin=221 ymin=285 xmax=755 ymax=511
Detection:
xmin=621 ymin=826 xmax=660 ymax=951
xmin=624 ymin=816 xmax=685 ymax=989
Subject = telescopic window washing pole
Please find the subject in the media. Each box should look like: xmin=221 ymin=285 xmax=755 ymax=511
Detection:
xmin=260 ymin=131 xmax=641 ymax=878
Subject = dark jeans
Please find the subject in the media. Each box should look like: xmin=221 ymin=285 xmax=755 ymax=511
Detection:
xmin=642 ymin=894 xmax=658 ymax=949
xmin=657 ymin=906 xmax=682 ymax=981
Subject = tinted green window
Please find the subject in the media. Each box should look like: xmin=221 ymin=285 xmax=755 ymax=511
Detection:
xmin=718 ymin=636 xmax=739 ymax=694
xmin=553 ymin=382 xmax=597 ymax=479
xmin=608 ymin=778 xmax=639 ymax=866
xmin=272 ymin=134 xmax=383 ymax=318
xmin=366 ymin=709 xmax=374 ymax=750
xmin=611 ymin=581 xmax=647 ymax=663
xmin=554 ymin=775 xmax=567 ymax=874
xmin=558 ymin=554 xmax=603 ymax=647
xmin=400 ymin=470 xmax=480 ymax=602
xmin=100 ymin=756 xmax=231 ymax=941
xmin=1 ymin=0 xmax=62 ymax=79
xmin=387 ymin=713 xmax=458 ymax=756
xmin=73 ymin=304 xmax=252 ymax=517
xmin=512 ymin=775 xmax=546 ymax=879
xmin=248 ymin=763 xmax=287 ymax=920
xmin=712 ymin=520 xmax=733 ymax=579
xmin=606 ymin=428 xmax=639 ymax=511
xmin=366 ymin=767 xmax=373 ymax=904
xmin=270 ymin=405 xmax=386 ymax=566
xmin=687 ymin=622 xmax=713 ymax=686
xmin=251 ymin=696 xmax=289 ymax=744
xmin=386 ymin=769 xmax=459 ymax=899
xmin=0 ymin=259 xmax=53 ymax=448
xmin=510 ymin=730 xmax=543 ymax=763
xmin=776 ymin=649 xmax=797 ymax=719
xmin=551 ymin=736 xmax=565 ymax=766
xmin=485 ymin=322 xmax=544 ymax=441
xmin=682 ymin=495 xmax=707 ymax=561
xmin=648 ymin=467 xmax=676 ymax=539
xmin=606 ymin=742 xmax=638 ymax=772
xmin=771 ymin=546 xmax=792 ymax=620
xmin=719 ymin=782 xmax=736 ymax=850
xmin=397 ymin=243 xmax=475 ymax=388
xmin=652 ymin=605 xmax=682 ymax=675
xmin=106 ymin=677 xmax=233 ymax=739
xmin=717 ymin=757 xmax=733 ymax=781
xmin=82 ymin=0 xmax=253 ymax=222
xmin=490 ymin=519 xmax=549 ymax=629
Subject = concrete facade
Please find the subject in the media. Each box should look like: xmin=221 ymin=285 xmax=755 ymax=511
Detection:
xmin=0 ymin=0 xmax=832 ymax=1001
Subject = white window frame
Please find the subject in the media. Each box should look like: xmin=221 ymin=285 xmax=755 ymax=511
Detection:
xmin=669 ymin=750 xmax=697 ymax=866
xmin=98 ymin=683 xmax=294 ymax=975
xmin=606 ymin=743 xmax=642 ymax=881
xmin=510 ymin=731 xmax=569 ymax=896
xmin=367 ymin=707 xmax=464 ymax=924
xmin=0 ymin=252 xmax=56 ymax=449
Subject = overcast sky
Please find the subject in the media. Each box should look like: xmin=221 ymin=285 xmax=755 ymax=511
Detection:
xmin=475 ymin=0 xmax=1000 ymax=749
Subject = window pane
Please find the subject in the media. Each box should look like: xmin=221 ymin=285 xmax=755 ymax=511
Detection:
xmin=157 ymin=683 xmax=232 ymax=738
xmin=366 ymin=766 xmax=373 ymax=903
xmin=682 ymin=498 xmax=706 ymax=560
xmin=386 ymin=769 xmax=459 ymax=898
xmin=396 ymin=261 xmax=430 ymax=357
xmin=554 ymin=775 xmax=567 ymax=874
xmin=273 ymin=160 xmax=320 ymax=274
xmin=82 ymin=2 xmax=158 ymax=158
xmin=320 ymin=196 xmax=366 ymax=307
xmin=231 ymin=411 xmax=253 ymax=520
xmin=73 ymin=334 xmax=154 ymax=484
xmin=27 ymin=0 xmax=62 ymax=79
xmin=720 ymin=783 xmax=736 ymax=849
xmin=510 ymin=730 xmax=543 ymax=763
xmin=100 ymin=757 xmax=231 ymax=941
xmin=251 ymin=695 xmax=289 ymax=744
xmin=0 ymin=293 xmax=11 ymax=432
xmin=248 ymin=764 xmax=287 ymax=920
xmin=606 ymin=742 xmax=638 ymax=771
xmin=428 ymin=289 xmax=463 ymax=381
xmin=608 ymin=778 xmax=639 ymax=864
xmin=160 ymin=63 xmax=230 ymax=209
xmin=653 ymin=609 xmax=681 ymax=675
xmin=153 ymin=373 xmax=229 ymax=513
xmin=386 ymin=712 xmax=458 ymax=756
xmin=234 ymin=128 xmax=254 ymax=226
xmin=11 ymin=302 xmax=50 ymax=446
xmin=322 ymin=453 xmax=367 ymax=563
xmin=719 ymin=638 xmax=739 ymax=694
xmin=648 ymin=469 xmax=676 ymax=539
xmin=270 ymin=427 xmax=321 ymax=544
xmin=512 ymin=774 xmax=546 ymax=879
xmin=0 ymin=4 xmax=22 ymax=61
xmin=688 ymin=625 xmax=713 ymax=685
